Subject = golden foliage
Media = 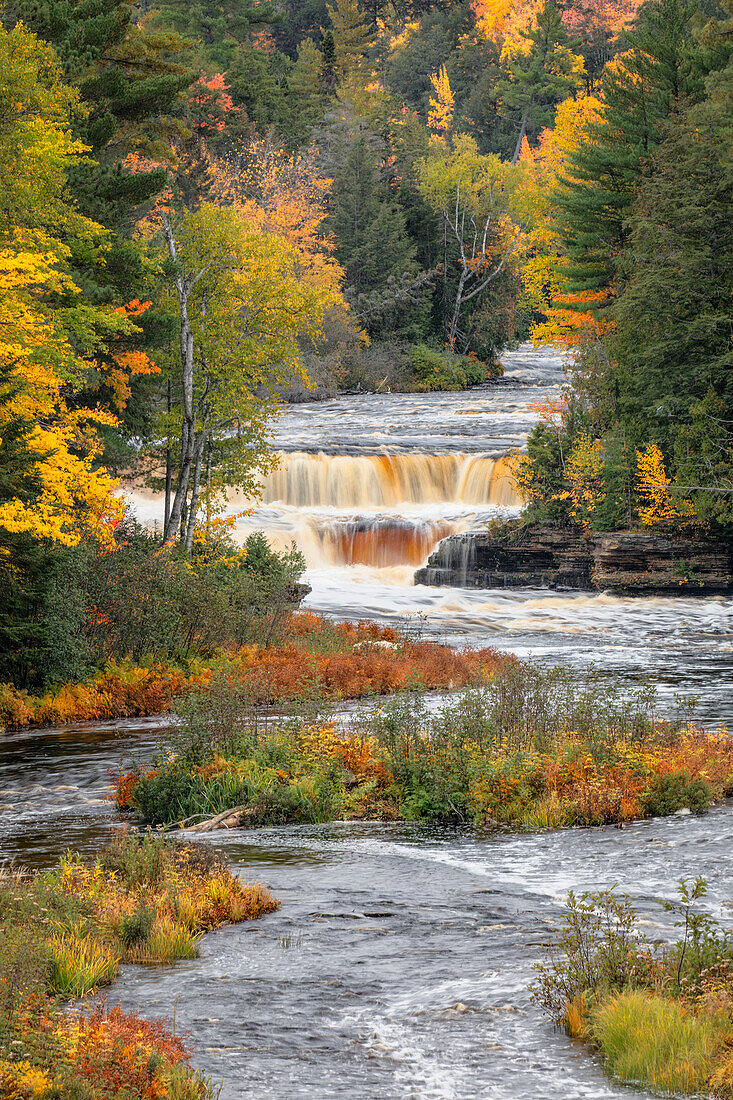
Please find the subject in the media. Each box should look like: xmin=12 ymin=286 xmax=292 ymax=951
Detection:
xmin=564 ymin=432 xmax=606 ymax=526
xmin=428 ymin=65 xmax=455 ymax=133
xmin=636 ymin=444 xmax=695 ymax=528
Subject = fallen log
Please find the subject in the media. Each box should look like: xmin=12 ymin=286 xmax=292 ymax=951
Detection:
xmin=182 ymin=805 xmax=253 ymax=833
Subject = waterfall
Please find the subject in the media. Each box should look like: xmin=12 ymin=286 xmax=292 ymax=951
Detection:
xmin=256 ymin=453 xmax=518 ymax=508
xmin=312 ymin=517 xmax=457 ymax=568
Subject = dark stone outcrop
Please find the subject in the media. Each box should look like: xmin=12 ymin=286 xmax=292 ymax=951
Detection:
xmin=414 ymin=524 xmax=733 ymax=596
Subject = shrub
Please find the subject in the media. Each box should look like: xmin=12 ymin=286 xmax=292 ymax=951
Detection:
xmin=99 ymin=833 xmax=163 ymax=887
xmin=118 ymin=902 xmax=155 ymax=949
xmin=593 ymin=990 xmax=720 ymax=1094
xmin=532 ymin=890 xmax=654 ymax=1023
xmin=642 ymin=771 xmax=712 ymax=817
xmin=409 ymin=344 xmax=488 ymax=391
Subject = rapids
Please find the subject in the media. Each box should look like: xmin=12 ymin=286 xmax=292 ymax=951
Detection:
xmin=2 ymin=718 xmax=732 ymax=1099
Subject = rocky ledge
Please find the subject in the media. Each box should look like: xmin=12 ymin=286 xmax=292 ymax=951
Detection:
xmin=414 ymin=525 xmax=733 ymax=596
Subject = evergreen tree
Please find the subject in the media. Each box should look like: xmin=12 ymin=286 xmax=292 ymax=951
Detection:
xmin=151 ymin=0 xmax=277 ymax=70
xmin=555 ymin=0 xmax=706 ymax=300
xmin=329 ymin=129 xmax=417 ymax=301
xmin=495 ymin=0 xmax=583 ymax=163
xmin=610 ymin=90 xmax=733 ymax=453
xmin=3 ymin=0 xmax=193 ymax=233
xmin=327 ymin=0 xmax=377 ymax=88
xmin=282 ymin=37 xmax=328 ymax=144
xmin=321 ymin=29 xmax=338 ymax=96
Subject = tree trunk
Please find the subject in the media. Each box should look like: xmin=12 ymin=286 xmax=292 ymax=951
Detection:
xmin=184 ymin=431 xmax=207 ymax=555
xmin=511 ymin=112 xmax=529 ymax=166
xmin=164 ymin=380 xmax=172 ymax=532
xmin=161 ymin=212 xmax=210 ymax=546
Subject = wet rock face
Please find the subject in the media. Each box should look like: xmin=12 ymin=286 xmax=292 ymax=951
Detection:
xmin=415 ymin=525 xmax=733 ymax=595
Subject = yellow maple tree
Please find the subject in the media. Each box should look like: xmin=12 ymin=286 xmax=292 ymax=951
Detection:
xmin=0 ymin=24 xmax=138 ymax=549
xmin=636 ymin=445 xmax=694 ymax=528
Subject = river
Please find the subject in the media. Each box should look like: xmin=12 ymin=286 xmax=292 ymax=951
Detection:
xmin=2 ymin=715 xmax=733 ymax=1099
xmin=3 ymin=345 xmax=732 ymax=1098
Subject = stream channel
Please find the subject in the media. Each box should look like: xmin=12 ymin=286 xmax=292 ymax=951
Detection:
xmin=2 ymin=346 xmax=733 ymax=1098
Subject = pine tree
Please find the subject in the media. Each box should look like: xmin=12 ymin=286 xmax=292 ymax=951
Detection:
xmin=151 ymin=0 xmax=277 ymax=70
xmin=321 ymin=29 xmax=338 ymax=96
xmin=4 ymin=0 xmax=194 ymax=230
xmin=610 ymin=90 xmax=733 ymax=450
xmin=496 ymin=0 xmax=583 ymax=163
xmin=282 ymin=38 xmax=328 ymax=144
xmin=555 ymin=0 xmax=706 ymax=299
xmin=329 ymin=129 xmax=417 ymax=299
xmin=327 ymin=0 xmax=377 ymax=88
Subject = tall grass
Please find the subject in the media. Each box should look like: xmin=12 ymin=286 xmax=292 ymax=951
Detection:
xmin=49 ymin=934 xmax=119 ymax=996
xmin=136 ymin=918 xmax=202 ymax=963
xmin=593 ymin=991 xmax=720 ymax=1094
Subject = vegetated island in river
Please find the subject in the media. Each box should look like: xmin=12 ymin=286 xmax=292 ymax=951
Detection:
xmin=113 ymin=654 xmax=733 ymax=835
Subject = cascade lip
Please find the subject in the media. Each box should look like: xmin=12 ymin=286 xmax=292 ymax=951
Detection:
xmin=271 ymin=443 xmax=525 ymax=456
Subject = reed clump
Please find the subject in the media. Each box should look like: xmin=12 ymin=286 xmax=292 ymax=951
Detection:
xmin=0 ymin=834 xmax=279 ymax=1098
xmin=532 ymin=879 xmax=733 ymax=1097
xmin=121 ymin=664 xmax=733 ymax=831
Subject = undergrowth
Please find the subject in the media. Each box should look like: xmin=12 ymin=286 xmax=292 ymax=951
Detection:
xmin=0 ymin=834 xmax=279 ymax=1098
xmin=0 ymin=613 xmax=506 ymax=730
xmin=119 ymin=664 xmax=733 ymax=830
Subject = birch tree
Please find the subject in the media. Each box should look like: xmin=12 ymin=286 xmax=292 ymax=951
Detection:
xmin=419 ymin=135 xmax=526 ymax=354
xmin=160 ymin=203 xmax=337 ymax=551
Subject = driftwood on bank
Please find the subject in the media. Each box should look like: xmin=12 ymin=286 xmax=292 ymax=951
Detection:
xmin=176 ymin=805 xmax=254 ymax=833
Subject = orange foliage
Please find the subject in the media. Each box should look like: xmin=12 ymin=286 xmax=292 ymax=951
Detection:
xmin=0 ymin=615 xmax=508 ymax=731
xmin=533 ymin=288 xmax=614 ymax=348
xmin=52 ymin=1004 xmax=192 ymax=1100
xmin=213 ymin=137 xmax=343 ymax=294
xmin=300 ymin=725 xmax=392 ymax=785
xmin=225 ymin=640 xmax=504 ymax=704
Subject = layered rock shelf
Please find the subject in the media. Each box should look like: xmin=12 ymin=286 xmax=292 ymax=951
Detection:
xmin=414 ymin=525 xmax=733 ymax=596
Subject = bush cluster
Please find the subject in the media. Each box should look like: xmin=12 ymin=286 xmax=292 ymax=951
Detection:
xmin=1 ymin=522 xmax=306 ymax=693
xmin=533 ymin=879 xmax=733 ymax=1097
xmin=0 ymin=615 xmax=504 ymax=731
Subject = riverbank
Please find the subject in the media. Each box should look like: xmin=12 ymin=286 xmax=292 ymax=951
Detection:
xmin=0 ymin=834 xmax=278 ymax=1098
xmin=416 ymin=522 xmax=733 ymax=596
xmin=534 ymin=881 xmax=733 ymax=1097
xmin=0 ymin=613 xmax=506 ymax=731
xmin=116 ymin=668 xmax=733 ymax=834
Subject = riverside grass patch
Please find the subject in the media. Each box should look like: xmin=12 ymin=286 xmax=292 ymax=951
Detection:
xmin=533 ymin=881 xmax=733 ymax=1098
xmin=0 ymin=612 xmax=506 ymax=730
xmin=0 ymin=835 xmax=279 ymax=1099
xmin=118 ymin=664 xmax=733 ymax=831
